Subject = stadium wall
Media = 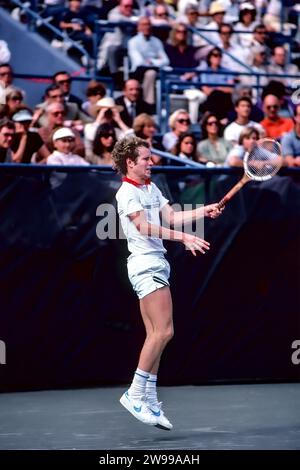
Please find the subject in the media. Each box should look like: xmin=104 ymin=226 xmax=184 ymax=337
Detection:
xmin=0 ymin=167 xmax=299 ymax=391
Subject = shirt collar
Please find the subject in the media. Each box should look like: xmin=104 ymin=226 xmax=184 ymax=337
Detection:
xmin=124 ymin=97 xmax=134 ymax=110
xmin=122 ymin=176 xmax=151 ymax=186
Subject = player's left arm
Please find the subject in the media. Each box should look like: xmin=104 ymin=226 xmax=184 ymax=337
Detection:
xmin=161 ymin=203 xmax=223 ymax=227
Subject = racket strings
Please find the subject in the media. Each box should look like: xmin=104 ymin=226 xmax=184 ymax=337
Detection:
xmin=245 ymin=140 xmax=282 ymax=180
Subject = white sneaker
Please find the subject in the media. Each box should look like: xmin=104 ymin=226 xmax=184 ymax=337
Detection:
xmin=148 ymin=401 xmax=173 ymax=431
xmin=120 ymin=391 xmax=157 ymax=426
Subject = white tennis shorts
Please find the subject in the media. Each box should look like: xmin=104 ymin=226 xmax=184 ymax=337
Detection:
xmin=127 ymin=253 xmax=170 ymax=299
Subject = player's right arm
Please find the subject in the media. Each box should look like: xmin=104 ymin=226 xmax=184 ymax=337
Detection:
xmin=128 ymin=210 xmax=210 ymax=256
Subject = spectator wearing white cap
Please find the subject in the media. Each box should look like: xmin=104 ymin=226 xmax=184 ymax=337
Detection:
xmin=11 ymin=109 xmax=50 ymax=164
xmin=38 ymin=102 xmax=85 ymax=158
xmin=47 ymin=127 xmax=89 ymax=165
xmin=235 ymin=3 xmax=259 ymax=49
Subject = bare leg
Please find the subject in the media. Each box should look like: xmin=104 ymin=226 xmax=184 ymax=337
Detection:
xmin=137 ymin=286 xmax=173 ymax=373
xmin=140 ymin=301 xmax=160 ymax=375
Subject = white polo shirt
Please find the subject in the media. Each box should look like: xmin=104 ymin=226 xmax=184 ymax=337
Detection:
xmin=116 ymin=179 xmax=169 ymax=256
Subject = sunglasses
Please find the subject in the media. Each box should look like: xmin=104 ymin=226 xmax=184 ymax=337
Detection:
xmin=266 ymin=105 xmax=279 ymax=110
xmin=51 ymin=111 xmax=65 ymax=116
xmin=1 ymin=132 xmax=14 ymax=137
xmin=101 ymin=133 xmax=114 ymax=138
xmin=57 ymin=79 xmax=71 ymax=85
xmin=59 ymin=137 xmax=75 ymax=143
xmin=211 ymin=52 xmax=221 ymax=57
xmin=89 ymin=90 xmax=103 ymax=96
xmin=10 ymin=96 xmax=22 ymax=101
xmin=207 ymin=120 xmax=218 ymax=125
xmin=177 ymin=118 xmax=190 ymax=124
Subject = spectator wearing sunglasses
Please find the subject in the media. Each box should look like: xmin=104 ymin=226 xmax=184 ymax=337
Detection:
xmin=178 ymin=5 xmax=207 ymax=48
xmin=53 ymin=71 xmax=83 ymax=108
xmin=198 ymin=112 xmax=231 ymax=165
xmin=217 ymin=23 xmax=247 ymax=73
xmin=165 ymin=23 xmax=199 ymax=82
xmin=260 ymin=94 xmax=294 ymax=140
xmin=88 ymin=123 xmax=117 ymax=165
xmin=162 ymin=109 xmax=191 ymax=151
xmin=5 ymin=87 xmax=26 ymax=119
xmin=39 ymin=103 xmax=85 ymax=157
xmin=47 ymin=127 xmax=89 ymax=165
xmin=146 ymin=0 xmax=175 ymax=19
xmin=36 ymin=85 xmax=92 ymax=128
xmin=197 ymin=47 xmax=235 ymax=122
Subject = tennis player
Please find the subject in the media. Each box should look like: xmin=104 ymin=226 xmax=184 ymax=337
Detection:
xmin=113 ymin=137 xmax=223 ymax=430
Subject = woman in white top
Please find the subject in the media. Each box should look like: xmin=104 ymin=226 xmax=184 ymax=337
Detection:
xmin=47 ymin=127 xmax=89 ymax=165
xmin=236 ymin=3 xmax=259 ymax=49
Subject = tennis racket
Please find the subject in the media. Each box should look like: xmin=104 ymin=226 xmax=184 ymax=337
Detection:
xmin=218 ymin=138 xmax=283 ymax=208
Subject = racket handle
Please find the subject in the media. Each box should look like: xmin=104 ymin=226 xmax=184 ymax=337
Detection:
xmin=217 ymin=174 xmax=250 ymax=209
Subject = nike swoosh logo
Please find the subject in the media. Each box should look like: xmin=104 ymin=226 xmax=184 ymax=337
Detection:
xmin=125 ymin=392 xmax=142 ymax=412
xmin=150 ymin=408 xmax=161 ymax=417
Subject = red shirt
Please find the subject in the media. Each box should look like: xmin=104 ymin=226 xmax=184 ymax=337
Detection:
xmin=260 ymin=117 xmax=294 ymax=139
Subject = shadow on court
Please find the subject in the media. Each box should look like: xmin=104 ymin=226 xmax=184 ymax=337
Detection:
xmin=0 ymin=383 xmax=299 ymax=450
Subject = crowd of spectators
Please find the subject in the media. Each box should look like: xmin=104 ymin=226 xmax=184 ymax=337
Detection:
xmin=0 ymin=0 xmax=299 ymax=168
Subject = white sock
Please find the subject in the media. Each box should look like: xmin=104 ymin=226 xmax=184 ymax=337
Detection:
xmin=146 ymin=373 xmax=158 ymax=406
xmin=128 ymin=368 xmax=149 ymax=400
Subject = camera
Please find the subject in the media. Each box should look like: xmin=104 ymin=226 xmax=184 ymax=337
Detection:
xmin=104 ymin=109 xmax=113 ymax=119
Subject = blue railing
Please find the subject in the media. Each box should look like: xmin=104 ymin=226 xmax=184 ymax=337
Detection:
xmin=13 ymin=71 xmax=114 ymax=97
xmin=159 ymin=67 xmax=299 ymax=131
xmin=9 ymin=0 xmax=91 ymax=71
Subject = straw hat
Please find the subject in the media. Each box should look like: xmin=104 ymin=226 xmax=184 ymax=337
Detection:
xmin=209 ymin=1 xmax=225 ymax=15
xmin=90 ymin=97 xmax=123 ymax=117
